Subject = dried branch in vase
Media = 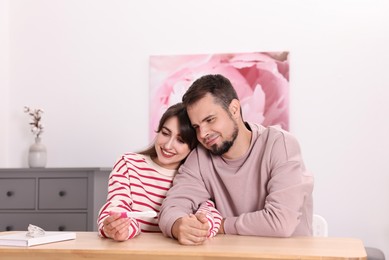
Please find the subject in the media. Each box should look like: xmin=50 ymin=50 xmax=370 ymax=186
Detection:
xmin=24 ymin=106 xmax=44 ymax=138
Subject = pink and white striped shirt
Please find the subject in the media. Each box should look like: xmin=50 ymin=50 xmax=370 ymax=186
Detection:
xmin=97 ymin=153 xmax=221 ymax=239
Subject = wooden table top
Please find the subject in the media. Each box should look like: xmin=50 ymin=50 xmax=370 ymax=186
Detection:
xmin=0 ymin=232 xmax=367 ymax=260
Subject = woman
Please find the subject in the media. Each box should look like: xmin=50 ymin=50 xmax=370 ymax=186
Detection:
xmin=97 ymin=103 xmax=221 ymax=241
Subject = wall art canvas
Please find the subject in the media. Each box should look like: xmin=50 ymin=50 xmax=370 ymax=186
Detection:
xmin=149 ymin=52 xmax=289 ymax=141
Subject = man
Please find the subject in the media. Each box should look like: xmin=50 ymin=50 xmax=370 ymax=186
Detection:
xmin=159 ymin=74 xmax=313 ymax=245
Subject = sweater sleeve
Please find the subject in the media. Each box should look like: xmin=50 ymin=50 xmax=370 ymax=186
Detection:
xmin=97 ymin=156 xmax=141 ymax=239
xmin=195 ymin=200 xmax=222 ymax=237
xmin=158 ymin=149 xmax=211 ymax=238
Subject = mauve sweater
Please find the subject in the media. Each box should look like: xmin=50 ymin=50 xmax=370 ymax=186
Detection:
xmin=159 ymin=123 xmax=314 ymax=238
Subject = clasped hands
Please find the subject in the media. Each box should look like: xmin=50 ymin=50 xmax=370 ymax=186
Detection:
xmin=172 ymin=212 xmax=224 ymax=246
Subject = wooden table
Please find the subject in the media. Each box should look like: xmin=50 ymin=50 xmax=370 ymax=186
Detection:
xmin=0 ymin=232 xmax=367 ymax=260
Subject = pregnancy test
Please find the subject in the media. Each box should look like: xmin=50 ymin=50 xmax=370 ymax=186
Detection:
xmin=118 ymin=211 xmax=157 ymax=218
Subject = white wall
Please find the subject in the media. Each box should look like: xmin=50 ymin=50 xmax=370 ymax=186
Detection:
xmin=0 ymin=0 xmax=10 ymax=166
xmin=1 ymin=0 xmax=388 ymax=257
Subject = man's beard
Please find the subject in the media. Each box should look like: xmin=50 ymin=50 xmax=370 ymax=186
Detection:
xmin=209 ymin=122 xmax=238 ymax=156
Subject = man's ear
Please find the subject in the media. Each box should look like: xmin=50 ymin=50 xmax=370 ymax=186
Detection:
xmin=229 ymin=99 xmax=241 ymax=119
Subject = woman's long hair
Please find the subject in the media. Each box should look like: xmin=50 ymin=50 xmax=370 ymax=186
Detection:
xmin=139 ymin=102 xmax=198 ymax=166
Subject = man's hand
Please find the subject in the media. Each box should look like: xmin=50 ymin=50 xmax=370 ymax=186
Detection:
xmin=102 ymin=213 xmax=131 ymax=241
xmin=171 ymin=213 xmax=209 ymax=245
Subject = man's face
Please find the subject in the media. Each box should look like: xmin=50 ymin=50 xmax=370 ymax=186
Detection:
xmin=187 ymin=94 xmax=238 ymax=155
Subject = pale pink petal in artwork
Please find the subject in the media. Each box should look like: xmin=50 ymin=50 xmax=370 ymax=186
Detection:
xmin=149 ymin=52 xmax=289 ymax=141
xmin=240 ymin=84 xmax=266 ymax=124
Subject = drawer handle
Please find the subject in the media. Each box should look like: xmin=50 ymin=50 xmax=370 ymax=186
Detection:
xmin=6 ymin=225 xmax=13 ymax=231
xmin=59 ymin=191 xmax=66 ymax=197
xmin=6 ymin=191 xmax=14 ymax=197
xmin=58 ymin=225 xmax=66 ymax=231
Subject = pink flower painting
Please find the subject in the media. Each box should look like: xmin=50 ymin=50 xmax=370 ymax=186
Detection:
xmin=149 ymin=52 xmax=289 ymax=141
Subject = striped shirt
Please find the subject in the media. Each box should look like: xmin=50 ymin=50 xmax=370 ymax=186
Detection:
xmin=97 ymin=152 xmax=221 ymax=239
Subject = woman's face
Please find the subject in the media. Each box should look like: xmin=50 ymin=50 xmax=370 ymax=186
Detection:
xmin=153 ymin=116 xmax=191 ymax=170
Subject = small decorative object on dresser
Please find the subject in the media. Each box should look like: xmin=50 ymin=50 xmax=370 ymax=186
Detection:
xmin=24 ymin=106 xmax=47 ymax=168
xmin=28 ymin=137 xmax=47 ymax=168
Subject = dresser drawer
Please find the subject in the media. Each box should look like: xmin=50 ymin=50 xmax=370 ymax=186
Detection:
xmin=0 ymin=213 xmax=88 ymax=231
xmin=0 ymin=178 xmax=35 ymax=209
xmin=38 ymin=178 xmax=88 ymax=209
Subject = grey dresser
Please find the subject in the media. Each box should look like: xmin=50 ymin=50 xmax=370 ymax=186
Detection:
xmin=0 ymin=168 xmax=111 ymax=232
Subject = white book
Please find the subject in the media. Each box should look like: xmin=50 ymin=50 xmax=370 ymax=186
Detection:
xmin=0 ymin=231 xmax=76 ymax=247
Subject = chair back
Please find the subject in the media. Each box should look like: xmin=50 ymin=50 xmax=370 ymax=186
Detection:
xmin=312 ymin=214 xmax=328 ymax=237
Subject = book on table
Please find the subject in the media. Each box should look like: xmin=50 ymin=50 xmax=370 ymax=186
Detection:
xmin=0 ymin=231 xmax=76 ymax=247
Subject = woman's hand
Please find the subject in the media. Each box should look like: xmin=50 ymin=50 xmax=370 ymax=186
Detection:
xmin=102 ymin=213 xmax=132 ymax=241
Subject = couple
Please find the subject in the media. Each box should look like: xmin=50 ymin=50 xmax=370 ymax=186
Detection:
xmin=97 ymin=74 xmax=314 ymax=245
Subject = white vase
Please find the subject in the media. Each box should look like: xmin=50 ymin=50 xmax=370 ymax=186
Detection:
xmin=28 ymin=137 xmax=47 ymax=168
